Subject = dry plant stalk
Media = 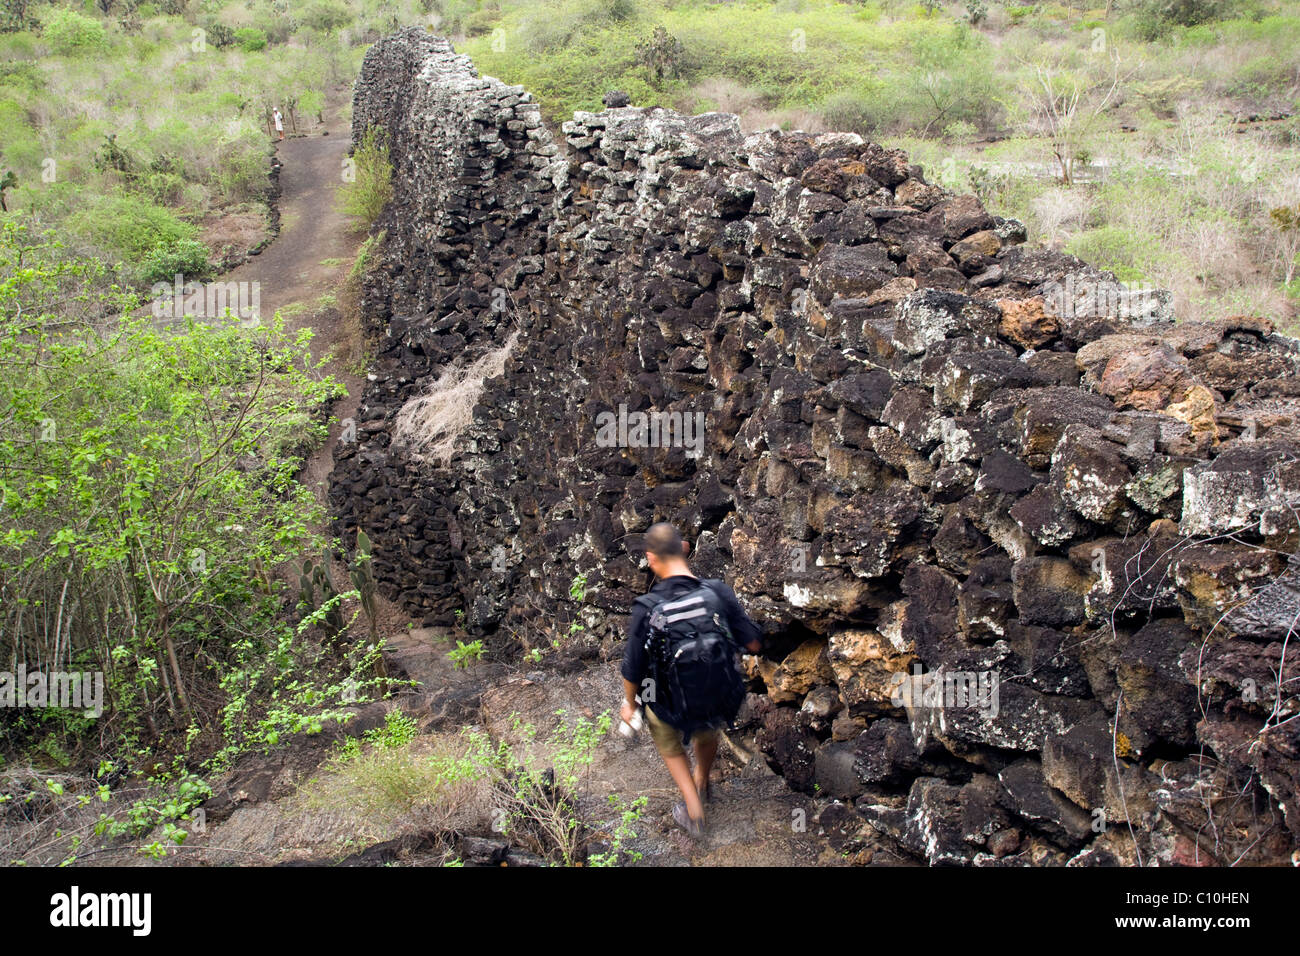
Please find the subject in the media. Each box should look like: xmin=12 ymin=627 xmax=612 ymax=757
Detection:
xmin=392 ymin=329 xmax=520 ymax=466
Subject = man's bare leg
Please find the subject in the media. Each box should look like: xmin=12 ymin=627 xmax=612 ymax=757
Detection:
xmin=693 ymin=735 xmax=718 ymax=797
xmin=661 ymin=752 xmax=705 ymax=822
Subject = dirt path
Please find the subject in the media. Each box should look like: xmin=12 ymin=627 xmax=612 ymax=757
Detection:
xmin=223 ymin=120 xmax=367 ymax=508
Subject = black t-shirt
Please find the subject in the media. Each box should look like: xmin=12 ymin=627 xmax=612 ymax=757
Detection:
xmin=620 ymin=574 xmax=762 ymax=687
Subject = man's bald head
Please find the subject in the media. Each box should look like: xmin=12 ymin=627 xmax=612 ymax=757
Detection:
xmin=642 ymin=522 xmax=692 ymax=579
xmin=643 ymin=522 xmax=686 ymax=558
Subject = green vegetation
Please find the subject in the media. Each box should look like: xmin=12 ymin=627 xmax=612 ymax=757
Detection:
xmin=42 ymin=9 xmax=108 ymax=55
xmin=448 ymin=638 xmax=486 ymax=668
xmin=301 ymin=707 xmax=639 ymax=865
xmin=2 ymin=0 xmax=1293 ymax=328
xmin=339 ymin=124 xmax=393 ymax=227
xmin=2 ymin=0 xmax=1298 ymax=862
xmin=0 ymin=0 xmax=409 ymax=292
xmin=364 ymin=709 xmax=421 ymax=748
xmin=0 ymin=220 xmax=385 ymax=808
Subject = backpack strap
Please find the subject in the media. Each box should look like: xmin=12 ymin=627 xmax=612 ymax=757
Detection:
xmin=632 ymin=592 xmax=660 ymax=612
xmin=633 ymin=578 xmax=714 ymax=616
xmin=634 ymin=579 xmax=713 ymax=649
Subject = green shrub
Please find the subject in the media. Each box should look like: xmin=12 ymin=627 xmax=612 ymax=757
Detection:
xmin=340 ymin=125 xmax=393 ymax=226
xmin=464 ymin=7 xmax=502 ymax=36
xmin=210 ymin=136 xmax=269 ymax=204
xmin=66 ymin=190 xmax=199 ymax=266
xmin=198 ymin=18 xmax=235 ymax=48
xmin=234 ymin=26 xmax=268 ymax=51
xmin=0 ymin=31 xmax=39 ymax=63
xmin=1065 ymin=225 xmax=1153 ymax=283
xmin=301 ymin=0 xmax=350 ymax=35
xmin=820 ymin=87 xmax=888 ymax=134
xmin=142 ymin=170 xmax=186 ymax=204
xmin=448 ymin=639 xmax=485 ymax=670
xmin=138 ymin=236 xmax=212 ymax=285
xmin=0 ymin=219 xmax=352 ymax=772
xmin=43 ymin=9 xmax=108 ymax=55
xmin=252 ymin=9 xmax=295 ymax=44
xmin=364 ymin=710 xmax=420 ymax=749
xmin=299 ymin=89 xmax=325 ymax=123
xmin=1129 ymin=0 xmax=1238 ymax=38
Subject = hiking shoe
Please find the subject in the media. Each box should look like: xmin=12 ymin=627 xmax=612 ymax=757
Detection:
xmin=672 ymin=801 xmax=705 ymax=838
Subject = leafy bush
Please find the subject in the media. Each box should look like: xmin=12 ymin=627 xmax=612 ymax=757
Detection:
xmin=234 ymin=26 xmax=267 ymax=51
xmin=66 ymin=190 xmax=200 ymax=269
xmin=142 ymin=169 xmax=186 ymax=205
xmin=1129 ymin=0 xmax=1238 ymax=38
xmin=43 ymin=9 xmax=108 ymax=55
xmin=1065 ymin=225 xmax=1154 ymax=283
xmin=0 ymin=220 xmax=353 ymax=771
xmin=636 ymin=25 xmax=686 ymax=84
xmin=210 ymin=135 xmax=270 ymax=204
xmin=820 ymin=87 xmax=887 ymax=134
xmin=340 ymin=124 xmax=393 ymax=226
xmin=301 ymin=0 xmax=350 ymax=34
xmin=464 ymin=7 xmax=502 ymax=36
xmin=138 ymin=236 xmax=212 ymax=285
xmin=449 ymin=639 xmax=486 ymax=669
xmin=198 ymin=18 xmax=235 ymax=48
xmin=364 ymin=710 xmax=420 ymax=749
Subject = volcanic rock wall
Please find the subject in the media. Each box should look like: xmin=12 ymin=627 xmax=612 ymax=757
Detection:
xmin=334 ymin=28 xmax=1300 ymax=865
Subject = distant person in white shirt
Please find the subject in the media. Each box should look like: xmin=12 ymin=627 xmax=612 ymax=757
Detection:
xmin=273 ymin=108 xmax=284 ymax=141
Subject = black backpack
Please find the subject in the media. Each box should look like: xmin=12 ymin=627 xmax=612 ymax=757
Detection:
xmin=634 ymin=580 xmax=746 ymax=738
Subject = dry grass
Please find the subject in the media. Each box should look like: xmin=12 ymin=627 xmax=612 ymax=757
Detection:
xmin=677 ymin=78 xmax=828 ymax=134
xmin=679 ymin=76 xmax=767 ymax=116
xmin=295 ymin=733 xmax=495 ymax=850
xmin=392 ymin=330 xmax=520 ymax=466
xmin=200 ymin=204 xmax=271 ymax=264
xmin=1030 ymin=186 xmax=1094 ymax=249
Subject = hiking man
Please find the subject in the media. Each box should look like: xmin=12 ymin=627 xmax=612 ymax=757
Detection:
xmin=620 ymin=522 xmax=762 ymax=837
xmin=273 ymin=107 xmax=284 ymax=141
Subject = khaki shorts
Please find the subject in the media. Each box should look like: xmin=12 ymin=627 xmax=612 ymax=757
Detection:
xmin=645 ymin=705 xmax=719 ymax=759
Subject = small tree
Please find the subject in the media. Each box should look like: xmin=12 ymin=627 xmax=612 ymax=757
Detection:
xmin=0 ymin=219 xmax=349 ymax=754
xmin=301 ymin=0 xmax=350 ymax=35
xmin=0 ymin=170 xmax=16 ymax=212
xmin=636 ymin=26 xmax=685 ymax=85
xmin=1006 ymin=50 xmax=1129 ymax=186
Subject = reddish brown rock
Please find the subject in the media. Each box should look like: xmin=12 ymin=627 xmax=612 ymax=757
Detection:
xmin=1097 ymin=343 xmax=1195 ymax=411
xmin=997 ymin=296 xmax=1060 ymax=349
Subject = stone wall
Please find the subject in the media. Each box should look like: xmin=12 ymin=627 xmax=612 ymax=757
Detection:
xmin=333 ymin=27 xmax=1300 ymax=865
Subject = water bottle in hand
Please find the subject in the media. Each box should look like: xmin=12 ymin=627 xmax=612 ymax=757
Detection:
xmin=618 ymin=705 xmax=644 ymax=737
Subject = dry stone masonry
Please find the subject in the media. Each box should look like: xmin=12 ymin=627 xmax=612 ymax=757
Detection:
xmin=334 ymin=28 xmax=1300 ymax=865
